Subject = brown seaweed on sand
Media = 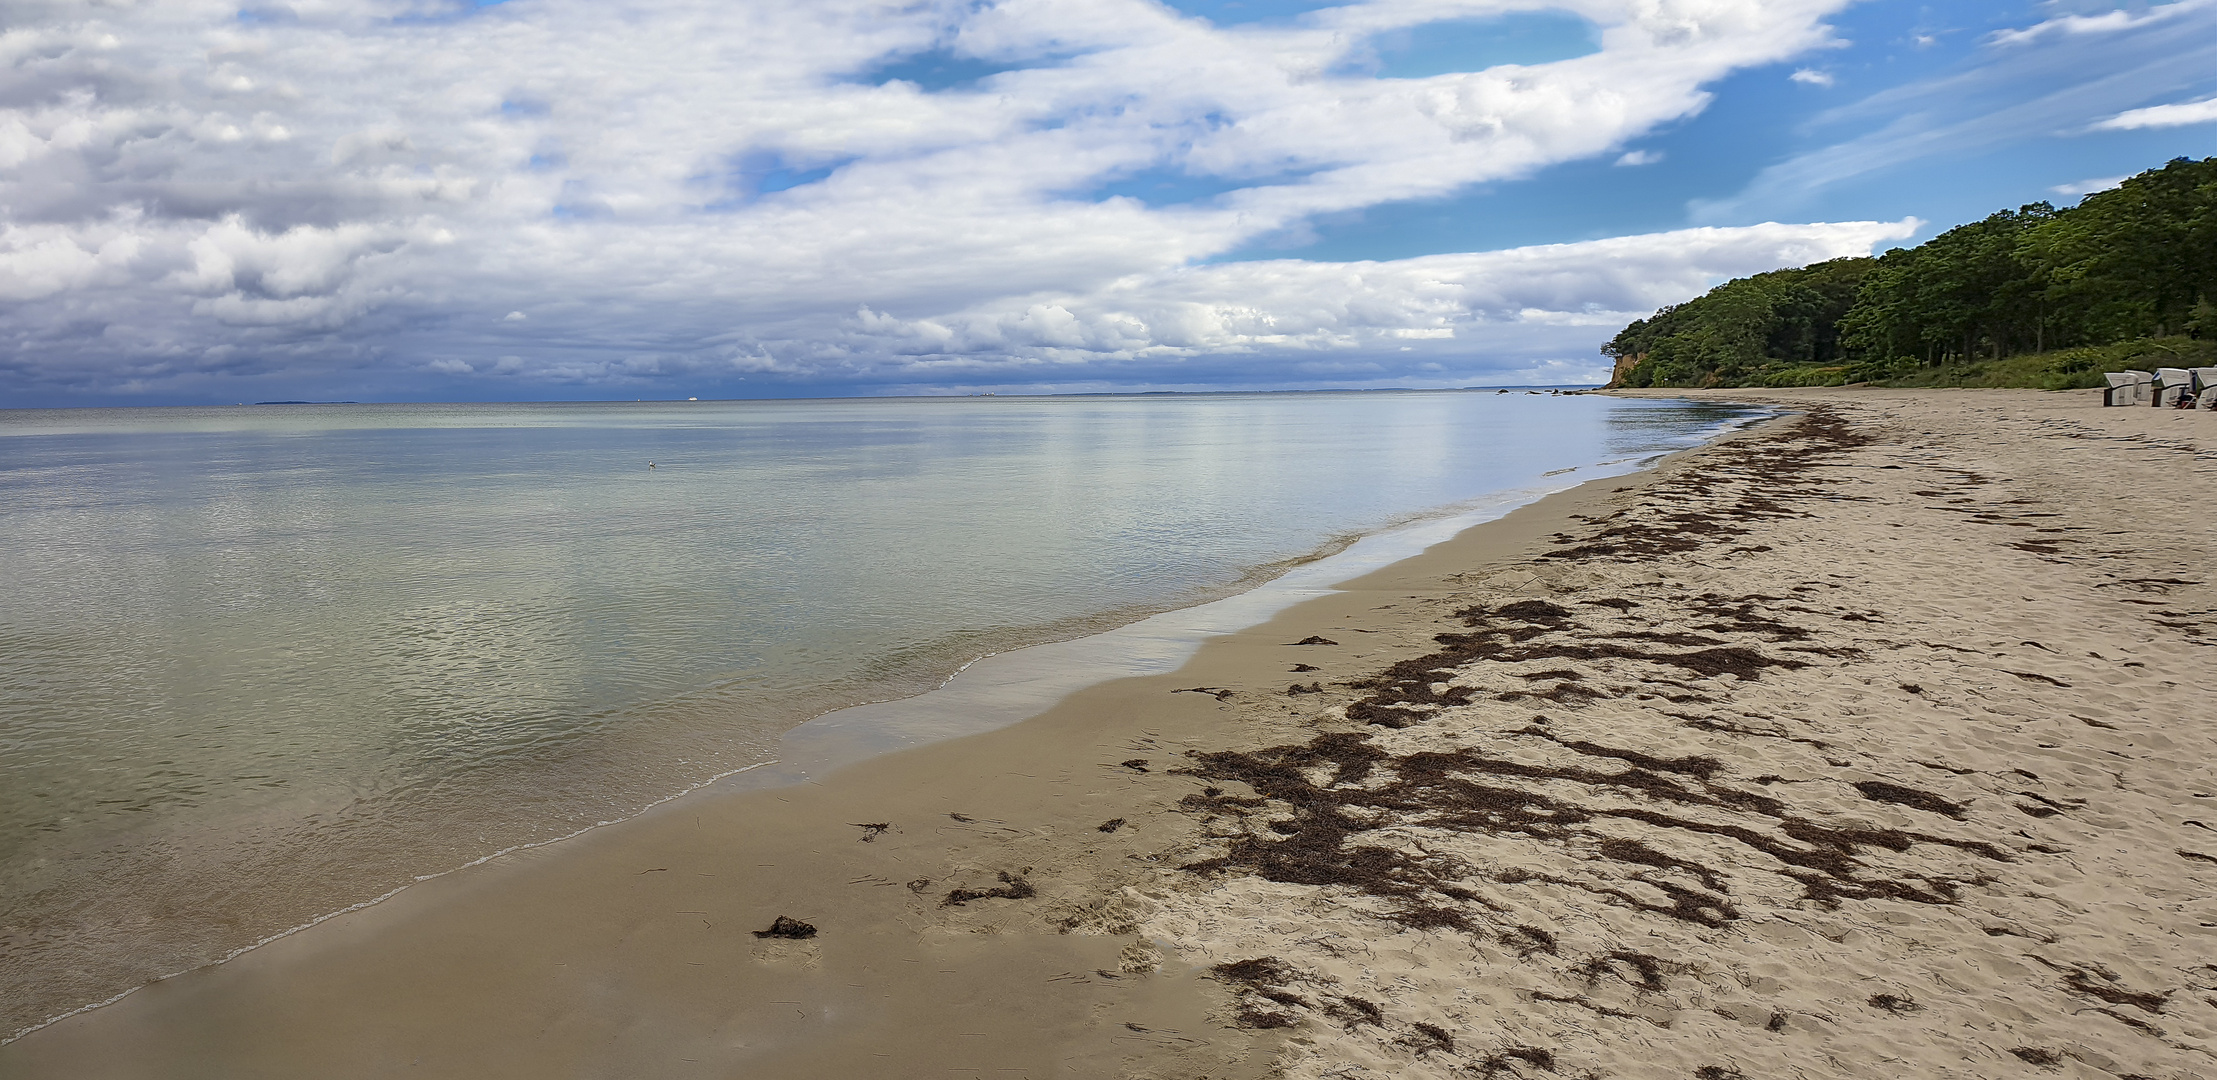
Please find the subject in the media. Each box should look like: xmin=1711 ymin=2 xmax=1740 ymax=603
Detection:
xmin=1208 ymin=957 xmax=1307 ymax=1029
xmin=1174 ymin=725 xmax=2007 ymax=932
xmin=1851 ymin=781 xmax=1969 ymax=818
xmin=1474 ymin=1046 xmax=1553 ymax=1076
xmin=942 ymin=870 xmax=1036 ymax=906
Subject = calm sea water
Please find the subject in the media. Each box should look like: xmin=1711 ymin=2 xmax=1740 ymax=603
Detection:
xmin=0 ymin=390 xmax=1747 ymax=1034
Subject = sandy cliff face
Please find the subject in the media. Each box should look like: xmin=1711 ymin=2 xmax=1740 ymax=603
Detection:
xmin=1603 ymin=352 xmax=1643 ymax=389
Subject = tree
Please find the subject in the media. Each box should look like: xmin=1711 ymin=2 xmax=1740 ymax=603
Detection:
xmin=1604 ymin=156 xmax=2217 ymax=388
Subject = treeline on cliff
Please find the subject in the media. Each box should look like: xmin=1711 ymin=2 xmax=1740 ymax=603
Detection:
xmin=1605 ymin=156 xmax=2217 ymax=389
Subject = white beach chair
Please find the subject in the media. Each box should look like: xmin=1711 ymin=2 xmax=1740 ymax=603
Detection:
xmin=2103 ymin=371 xmax=2151 ymax=407
xmin=2155 ymin=368 xmax=2196 ymax=408
xmin=2189 ymin=369 xmax=2217 ymax=410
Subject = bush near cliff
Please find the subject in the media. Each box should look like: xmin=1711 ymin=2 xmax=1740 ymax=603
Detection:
xmin=1605 ymin=156 xmax=2217 ymax=389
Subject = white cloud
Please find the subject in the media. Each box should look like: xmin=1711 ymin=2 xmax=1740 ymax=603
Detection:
xmin=1986 ymin=1 xmax=2211 ymax=48
xmin=0 ymin=0 xmax=1868 ymax=400
xmin=1789 ymin=68 xmax=1834 ymax=86
xmin=817 ymin=218 xmax=1918 ymax=389
xmin=2093 ymin=95 xmax=2217 ymax=130
xmin=0 ymin=221 xmax=143 ymax=302
xmin=2051 ymin=175 xmax=2126 ymax=197
xmin=1613 ymin=149 xmax=1663 ymax=166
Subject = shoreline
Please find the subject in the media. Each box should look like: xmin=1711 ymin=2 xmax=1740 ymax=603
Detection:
xmin=755 ymin=417 xmax=1768 ymax=787
xmin=0 ymin=407 xmax=1753 ymax=1076
xmin=6 ymin=387 xmax=2213 ymax=1079
xmin=0 ymin=393 xmax=1754 ymax=1044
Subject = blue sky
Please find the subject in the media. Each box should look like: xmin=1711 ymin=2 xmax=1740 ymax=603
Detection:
xmin=1 ymin=0 xmax=2212 ymax=406
xmin=1242 ymin=0 xmax=2217 ymax=260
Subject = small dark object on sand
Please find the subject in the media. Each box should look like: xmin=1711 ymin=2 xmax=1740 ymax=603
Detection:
xmin=1288 ymin=682 xmax=1323 ymax=695
xmin=849 ymin=822 xmax=890 ymax=842
xmin=752 ymin=915 xmax=816 ymax=939
xmin=1291 ymin=636 xmax=1338 ymax=646
xmin=1119 ymin=759 xmax=1150 ymax=772
xmin=943 ymin=871 xmax=1035 ymax=906
xmin=1404 ymin=1022 xmax=1455 ymax=1054
xmin=1869 ymin=993 xmax=1921 ymax=1013
xmin=1292 ymin=663 xmax=1321 ymax=672
xmin=1098 ymin=818 xmax=1126 ymax=833
xmin=948 ymin=812 xmax=974 ymax=822
xmin=1695 ymin=1068 xmax=1747 ymax=1080
xmin=2010 ymin=1047 xmax=2064 ymax=1067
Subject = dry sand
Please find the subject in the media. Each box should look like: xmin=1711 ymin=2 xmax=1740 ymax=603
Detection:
xmin=3 ymin=386 xmax=2214 ymax=1080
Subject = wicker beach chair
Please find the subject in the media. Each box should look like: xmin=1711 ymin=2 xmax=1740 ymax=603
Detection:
xmin=2103 ymin=371 xmax=2152 ymax=407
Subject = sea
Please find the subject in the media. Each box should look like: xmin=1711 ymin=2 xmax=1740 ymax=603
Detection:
xmin=0 ymin=389 xmax=1755 ymax=1037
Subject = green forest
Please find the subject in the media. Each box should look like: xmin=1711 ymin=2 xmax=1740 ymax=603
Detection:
xmin=1603 ymin=156 xmax=2217 ymax=389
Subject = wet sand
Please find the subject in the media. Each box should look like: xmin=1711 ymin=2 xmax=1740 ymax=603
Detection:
xmin=5 ymin=387 xmax=2214 ymax=1080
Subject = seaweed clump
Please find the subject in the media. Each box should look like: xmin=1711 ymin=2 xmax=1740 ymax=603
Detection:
xmin=752 ymin=915 xmax=817 ymax=939
xmin=1475 ymin=1046 xmax=1554 ymax=1076
xmin=942 ymin=871 xmax=1036 ymax=906
xmin=1210 ymin=957 xmax=1306 ymax=1029
xmin=1402 ymin=1022 xmax=1456 ymax=1054
xmin=1853 ymin=780 xmax=1969 ymax=819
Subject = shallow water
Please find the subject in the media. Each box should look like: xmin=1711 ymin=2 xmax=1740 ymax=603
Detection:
xmin=0 ymin=390 xmax=1747 ymax=1033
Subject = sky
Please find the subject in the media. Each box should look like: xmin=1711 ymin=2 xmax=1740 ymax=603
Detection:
xmin=1 ymin=0 xmax=2213 ymax=406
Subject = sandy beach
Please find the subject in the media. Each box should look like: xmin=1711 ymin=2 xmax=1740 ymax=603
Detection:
xmin=4 ymin=386 xmax=2214 ymax=1080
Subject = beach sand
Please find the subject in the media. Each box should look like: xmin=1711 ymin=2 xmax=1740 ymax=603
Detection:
xmin=4 ymin=386 xmax=2213 ymax=1079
